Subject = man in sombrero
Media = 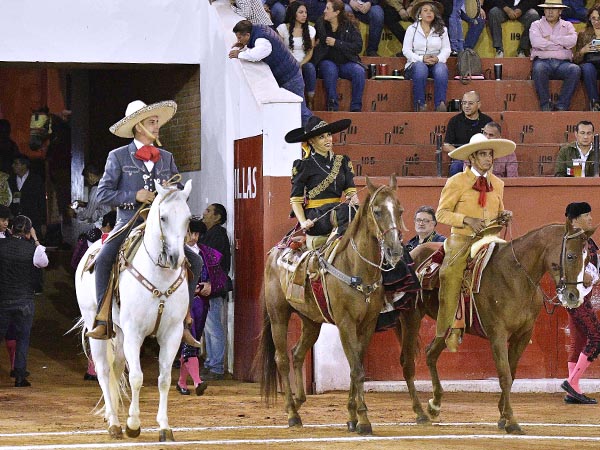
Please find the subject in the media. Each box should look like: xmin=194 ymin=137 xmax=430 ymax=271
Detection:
xmin=85 ymin=100 xmax=202 ymax=346
xmin=285 ymin=116 xmax=359 ymax=249
xmin=436 ymin=133 xmax=516 ymax=351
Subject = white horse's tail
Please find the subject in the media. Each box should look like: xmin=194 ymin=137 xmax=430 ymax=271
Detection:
xmin=70 ymin=316 xmax=129 ymax=415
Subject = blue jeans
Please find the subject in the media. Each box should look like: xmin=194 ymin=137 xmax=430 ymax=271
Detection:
xmin=532 ymin=58 xmax=581 ymax=110
xmin=203 ymin=296 xmax=226 ymax=374
xmin=449 ymin=1 xmax=485 ymax=52
xmin=344 ymin=4 xmax=384 ymax=54
xmin=269 ymin=2 xmax=286 ymax=28
xmin=404 ymin=61 xmax=448 ymax=110
xmin=580 ymin=62 xmax=599 ymax=106
xmin=302 ymin=62 xmax=317 ymax=95
xmin=281 ymin=71 xmax=312 ymax=125
xmin=0 ymin=300 xmax=34 ymax=378
xmin=318 ymin=60 xmax=366 ymax=111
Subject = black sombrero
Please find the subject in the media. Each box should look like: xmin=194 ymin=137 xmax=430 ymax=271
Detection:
xmin=284 ymin=116 xmax=352 ymax=143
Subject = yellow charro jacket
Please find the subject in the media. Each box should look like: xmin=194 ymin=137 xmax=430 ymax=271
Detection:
xmin=436 ymin=167 xmax=504 ymax=236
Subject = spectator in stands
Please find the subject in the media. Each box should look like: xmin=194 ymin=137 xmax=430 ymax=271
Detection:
xmin=402 ymin=1 xmax=450 ymax=112
xmin=277 ymin=2 xmax=318 ymax=110
xmin=530 ymin=0 xmax=581 ymax=111
xmin=488 ymin=0 xmax=539 ymax=57
xmin=312 ymin=0 xmax=366 ymax=112
xmin=305 ymin=0 xmax=330 ymax=22
xmin=561 ymin=202 xmax=600 ymax=405
xmin=231 ymin=0 xmax=274 ymax=26
xmin=0 ymin=215 xmax=49 ymax=387
xmin=449 ymin=0 xmax=486 ymax=55
xmin=443 ymin=90 xmax=492 ymax=175
xmin=229 ymin=19 xmax=312 ymax=125
xmin=483 ymin=122 xmax=518 ymax=177
xmin=555 ymin=120 xmax=597 ymax=176
xmin=265 ymin=0 xmax=289 ymax=28
xmin=382 ymin=0 xmax=410 ymax=52
xmin=343 ymin=0 xmax=385 ymax=56
xmin=562 ymin=0 xmax=588 ymax=22
xmin=573 ymin=4 xmax=600 ymax=111
xmin=405 ymin=205 xmax=446 ymax=252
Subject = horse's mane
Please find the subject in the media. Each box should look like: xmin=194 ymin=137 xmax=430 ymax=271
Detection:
xmin=501 ymin=222 xmax=564 ymax=247
xmin=335 ymin=190 xmax=372 ymax=253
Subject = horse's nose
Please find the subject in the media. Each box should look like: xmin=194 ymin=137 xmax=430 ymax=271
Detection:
xmin=567 ymin=290 xmax=581 ymax=308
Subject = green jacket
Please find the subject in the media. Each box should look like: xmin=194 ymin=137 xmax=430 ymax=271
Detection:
xmin=554 ymin=143 xmax=598 ymax=177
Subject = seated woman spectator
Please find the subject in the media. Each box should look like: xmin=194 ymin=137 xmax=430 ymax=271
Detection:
xmin=573 ymin=4 xmax=600 ymax=111
xmin=277 ymin=2 xmax=318 ymax=110
xmin=312 ymin=0 xmax=366 ymax=112
xmin=402 ymin=1 xmax=450 ymax=112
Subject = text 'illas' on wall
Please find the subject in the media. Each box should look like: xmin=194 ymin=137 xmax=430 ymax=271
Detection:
xmin=234 ymin=166 xmax=258 ymax=200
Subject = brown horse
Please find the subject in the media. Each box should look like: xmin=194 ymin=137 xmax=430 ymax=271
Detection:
xmin=395 ymin=222 xmax=593 ymax=434
xmin=256 ymin=176 xmax=405 ymax=435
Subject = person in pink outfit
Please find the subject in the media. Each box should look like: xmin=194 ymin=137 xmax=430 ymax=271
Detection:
xmin=561 ymin=202 xmax=600 ymax=404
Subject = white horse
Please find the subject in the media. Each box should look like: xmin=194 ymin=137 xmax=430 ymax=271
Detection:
xmin=75 ymin=180 xmax=193 ymax=442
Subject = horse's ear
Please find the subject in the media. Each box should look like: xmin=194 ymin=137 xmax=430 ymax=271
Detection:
xmin=366 ymin=175 xmax=375 ymax=193
xmin=585 ymin=224 xmax=599 ymax=239
xmin=183 ymin=179 xmax=193 ymax=199
xmin=155 ymin=181 xmax=166 ymax=196
xmin=389 ymin=173 xmax=397 ymax=189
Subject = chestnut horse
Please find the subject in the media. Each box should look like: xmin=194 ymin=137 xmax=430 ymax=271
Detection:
xmin=396 ymin=222 xmax=592 ymax=434
xmin=256 ymin=176 xmax=405 ymax=435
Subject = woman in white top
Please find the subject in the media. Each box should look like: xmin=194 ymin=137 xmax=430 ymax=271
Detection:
xmin=277 ymin=1 xmax=317 ymax=109
xmin=402 ymin=1 xmax=450 ymax=112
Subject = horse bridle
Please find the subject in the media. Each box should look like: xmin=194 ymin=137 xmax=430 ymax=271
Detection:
xmin=350 ymin=185 xmax=403 ymax=271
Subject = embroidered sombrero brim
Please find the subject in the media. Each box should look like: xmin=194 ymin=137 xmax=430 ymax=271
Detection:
xmin=285 ymin=118 xmax=352 ymax=143
xmin=109 ymin=100 xmax=177 ymax=138
xmin=449 ymin=137 xmax=516 ymax=161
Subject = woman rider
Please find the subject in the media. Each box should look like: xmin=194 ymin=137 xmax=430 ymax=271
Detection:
xmin=285 ymin=116 xmax=359 ymax=249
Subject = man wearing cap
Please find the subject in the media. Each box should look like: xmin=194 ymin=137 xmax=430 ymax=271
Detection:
xmin=85 ymin=100 xmax=202 ymax=347
xmin=436 ymin=133 xmax=516 ymax=351
xmin=529 ymin=0 xmax=580 ymax=111
xmin=561 ymin=202 xmax=600 ymax=405
xmin=286 ymin=116 xmax=358 ymax=249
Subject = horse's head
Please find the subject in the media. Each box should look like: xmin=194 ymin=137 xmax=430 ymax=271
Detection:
xmin=364 ymin=175 xmax=406 ymax=266
xmin=29 ymin=107 xmax=53 ymax=150
xmin=147 ymin=180 xmax=193 ymax=269
xmin=554 ymin=220 xmax=595 ymax=309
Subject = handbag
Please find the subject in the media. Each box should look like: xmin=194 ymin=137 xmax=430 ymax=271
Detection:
xmin=584 ymin=51 xmax=600 ymax=64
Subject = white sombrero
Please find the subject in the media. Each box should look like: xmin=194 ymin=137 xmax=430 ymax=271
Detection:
xmin=537 ymin=0 xmax=568 ymax=8
xmin=449 ymin=133 xmax=516 ymax=161
xmin=109 ymin=100 xmax=177 ymax=138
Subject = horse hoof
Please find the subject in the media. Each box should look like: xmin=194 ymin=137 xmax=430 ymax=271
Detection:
xmin=356 ymin=423 xmax=373 ymax=435
xmin=347 ymin=420 xmax=357 ymax=432
xmin=497 ymin=418 xmax=506 ymax=430
xmin=159 ymin=429 xmax=175 ymax=442
xmin=416 ymin=415 xmax=431 ymax=425
xmin=288 ymin=417 xmax=303 ymax=428
xmin=427 ymin=399 xmax=440 ymax=418
xmin=505 ymin=423 xmax=524 ymax=435
xmin=108 ymin=425 xmax=123 ymax=439
xmin=125 ymin=425 xmax=141 ymax=438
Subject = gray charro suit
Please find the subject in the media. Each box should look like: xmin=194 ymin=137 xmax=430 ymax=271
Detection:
xmin=94 ymin=141 xmax=201 ymax=308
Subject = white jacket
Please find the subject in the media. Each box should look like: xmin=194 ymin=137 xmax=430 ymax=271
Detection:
xmin=402 ymin=22 xmax=451 ymax=69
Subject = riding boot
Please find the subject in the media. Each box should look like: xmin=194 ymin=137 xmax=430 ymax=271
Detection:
xmin=182 ymin=308 xmax=202 ymax=348
xmin=85 ymin=294 xmax=114 ymax=340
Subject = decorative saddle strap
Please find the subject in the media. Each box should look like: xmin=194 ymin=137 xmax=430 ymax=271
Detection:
xmin=307 ymin=154 xmax=343 ymax=199
xmin=317 ymin=254 xmax=381 ymax=300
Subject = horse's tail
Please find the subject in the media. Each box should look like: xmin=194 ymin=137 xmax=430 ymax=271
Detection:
xmin=252 ymin=302 xmax=279 ymax=406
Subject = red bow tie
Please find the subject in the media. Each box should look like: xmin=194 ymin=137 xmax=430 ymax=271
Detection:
xmin=472 ymin=175 xmax=493 ymax=207
xmin=135 ymin=145 xmax=161 ymax=163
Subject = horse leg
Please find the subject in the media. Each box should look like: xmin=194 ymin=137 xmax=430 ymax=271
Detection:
xmin=496 ymin=330 xmax=531 ymax=434
xmin=337 ymin=319 xmax=373 ymax=435
xmin=291 ymin=318 xmax=322 ymax=413
xmin=425 ymin=337 xmax=447 ymax=418
xmin=122 ymin=331 xmax=145 ymax=438
xmin=155 ymin=326 xmax=182 ymax=442
xmin=398 ymin=310 xmax=430 ymax=425
xmin=89 ymin=337 xmax=122 ymax=439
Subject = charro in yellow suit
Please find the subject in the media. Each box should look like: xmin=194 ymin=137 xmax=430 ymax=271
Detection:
xmin=435 ymin=133 xmax=516 ymax=351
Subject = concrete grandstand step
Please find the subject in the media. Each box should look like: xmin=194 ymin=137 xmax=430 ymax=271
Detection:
xmin=500 ymin=111 xmax=593 ymax=145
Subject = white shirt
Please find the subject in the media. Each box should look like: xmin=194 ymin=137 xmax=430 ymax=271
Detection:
xmin=16 ymin=171 xmax=29 ymax=191
xmin=134 ymin=138 xmax=155 ymax=172
xmin=276 ymin=24 xmax=316 ymax=63
xmin=576 ymin=143 xmax=592 ymax=178
xmin=238 ymin=38 xmax=272 ymax=62
xmin=402 ymin=23 xmax=451 ymax=68
xmin=34 ymin=243 xmax=49 ymax=268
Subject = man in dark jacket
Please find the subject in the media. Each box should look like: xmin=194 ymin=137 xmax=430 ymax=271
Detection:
xmin=487 ymin=0 xmax=540 ymax=57
xmin=229 ymin=19 xmax=312 ymax=125
xmin=0 ymin=215 xmax=49 ymax=387
xmin=8 ymin=156 xmax=47 ymax=235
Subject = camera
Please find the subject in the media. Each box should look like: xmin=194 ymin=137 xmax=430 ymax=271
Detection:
xmin=592 ymin=39 xmax=600 ymax=47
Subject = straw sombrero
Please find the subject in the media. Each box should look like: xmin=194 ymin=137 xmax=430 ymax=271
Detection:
xmin=109 ymin=100 xmax=177 ymax=138
xmin=285 ymin=116 xmax=351 ymax=143
xmin=410 ymin=0 xmax=445 ymax=21
xmin=537 ymin=0 xmax=568 ymax=7
xmin=449 ymin=133 xmax=516 ymax=161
